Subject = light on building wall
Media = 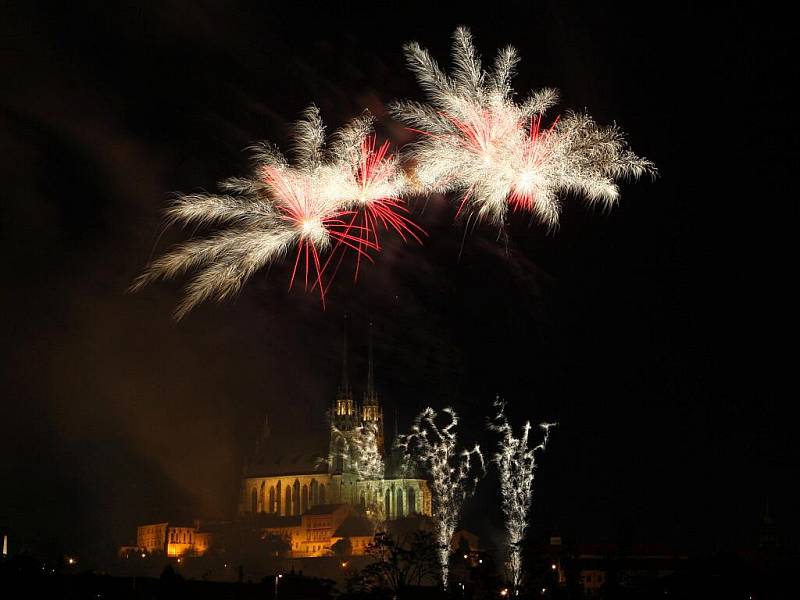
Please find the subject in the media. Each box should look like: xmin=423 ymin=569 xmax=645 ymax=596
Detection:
xmin=500 ymin=589 xmax=508 ymax=597
xmin=551 ymin=563 xmax=557 ymax=570
xmin=141 ymin=553 xmax=146 ymax=558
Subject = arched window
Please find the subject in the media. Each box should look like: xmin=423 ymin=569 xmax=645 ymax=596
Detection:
xmin=310 ymin=479 xmax=319 ymax=506
xmin=396 ymin=487 xmax=404 ymax=517
xmin=251 ymin=489 xmax=258 ymax=513
xmin=269 ymin=486 xmax=276 ymax=513
xmin=320 ymin=484 xmax=326 ymax=504
xmin=360 ymin=491 xmax=366 ymax=507
xmin=407 ymin=487 xmax=416 ymax=514
xmin=260 ymin=481 xmax=266 ymax=513
xmin=293 ymin=480 xmax=300 ymax=515
xmin=301 ymin=484 xmax=309 ymax=514
xmin=285 ymin=487 xmax=292 ymax=516
xmin=385 ymin=488 xmax=391 ymax=519
xmin=276 ymin=481 xmax=282 ymax=515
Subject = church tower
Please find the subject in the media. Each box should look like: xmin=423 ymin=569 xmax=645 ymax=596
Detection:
xmin=330 ymin=316 xmax=358 ymax=474
xmin=361 ymin=321 xmax=385 ymax=455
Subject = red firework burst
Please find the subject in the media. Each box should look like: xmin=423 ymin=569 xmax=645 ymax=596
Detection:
xmin=263 ymin=166 xmax=376 ymax=302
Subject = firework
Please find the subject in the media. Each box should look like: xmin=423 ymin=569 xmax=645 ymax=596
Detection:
xmin=398 ymin=407 xmax=485 ymax=589
xmin=325 ymin=421 xmax=387 ymax=523
xmin=131 ymin=106 xmax=420 ymax=318
xmin=392 ymin=27 xmax=656 ymax=227
xmin=327 ymin=421 xmax=385 ymax=481
xmin=489 ymin=399 xmax=555 ymax=592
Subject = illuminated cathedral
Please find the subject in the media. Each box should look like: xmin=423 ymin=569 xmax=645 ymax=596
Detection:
xmin=238 ymin=326 xmax=432 ymax=557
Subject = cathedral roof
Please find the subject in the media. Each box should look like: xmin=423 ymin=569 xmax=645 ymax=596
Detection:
xmin=246 ymin=427 xmax=329 ymax=477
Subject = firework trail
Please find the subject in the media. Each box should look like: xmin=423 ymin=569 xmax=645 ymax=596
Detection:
xmin=131 ymin=106 xmax=421 ymax=319
xmin=324 ymin=421 xmax=387 ymax=522
xmin=489 ymin=399 xmax=555 ymax=592
xmin=392 ymin=27 xmax=656 ymax=228
xmin=398 ymin=407 xmax=485 ymax=589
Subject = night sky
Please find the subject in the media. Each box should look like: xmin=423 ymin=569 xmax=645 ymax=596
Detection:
xmin=1 ymin=2 xmax=794 ymax=565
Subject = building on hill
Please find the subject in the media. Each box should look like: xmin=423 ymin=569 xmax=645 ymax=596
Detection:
xmin=125 ymin=521 xmax=212 ymax=558
xmin=238 ymin=324 xmax=432 ymax=557
xmin=123 ymin=324 xmax=432 ymax=561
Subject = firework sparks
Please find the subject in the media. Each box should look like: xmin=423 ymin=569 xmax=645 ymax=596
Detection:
xmin=489 ymin=399 xmax=555 ymax=592
xmin=398 ymin=407 xmax=485 ymax=589
xmin=392 ymin=27 xmax=656 ymax=228
xmin=324 ymin=421 xmax=387 ymax=523
xmin=131 ymin=106 xmax=421 ymax=318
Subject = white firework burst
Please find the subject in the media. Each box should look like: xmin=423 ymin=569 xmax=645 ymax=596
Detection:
xmin=326 ymin=421 xmax=386 ymax=523
xmin=392 ymin=27 xmax=656 ymax=228
xmin=398 ymin=407 xmax=485 ymax=589
xmin=489 ymin=399 xmax=555 ymax=592
xmin=131 ymin=106 xmax=418 ymax=319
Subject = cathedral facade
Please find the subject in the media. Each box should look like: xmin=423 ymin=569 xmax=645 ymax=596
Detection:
xmin=238 ymin=329 xmax=432 ymax=557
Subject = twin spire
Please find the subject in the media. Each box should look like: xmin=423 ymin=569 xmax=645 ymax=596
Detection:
xmin=337 ymin=315 xmax=378 ymax=405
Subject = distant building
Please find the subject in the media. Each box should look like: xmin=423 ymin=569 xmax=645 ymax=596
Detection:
xmin=128 ymin=521 xmax=212 ymax=558
xmin=547 ymin=537 xmax=689 ymax=597
xmin=255 ymin=502 xmax=375 ymax=557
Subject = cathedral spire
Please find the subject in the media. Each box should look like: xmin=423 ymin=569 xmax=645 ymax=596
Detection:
xmin=365 ymin=320 xmax=376 ymax=404
xmin=338 ymin=313 xmax=352 ymax=399
xmin=361 ymin=319 xmax=384 ymax=454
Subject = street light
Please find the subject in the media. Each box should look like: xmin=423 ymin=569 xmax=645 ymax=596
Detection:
xmin=275 ymin=573 xmax=283 ymax=598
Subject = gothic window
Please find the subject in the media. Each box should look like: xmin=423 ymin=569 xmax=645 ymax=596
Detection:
xmin=260 ymin=481 xmax=266 ymax=513
xmin=320 ymin=484 xmax=326 ymax=504
xmin=285 ymin=487 xmax=292 ymax=517
xmin=310 ymin=479 xmax=318 ymax=506
xmin=407 ymin=487 xmax=416 ymax=514
xmin=251 ymin=489 xmax=257 ymax=513
xmin=301 ymin=484 xmax=309 ymax=514
xmin=396 ymin=488 xmax=404 ymax=517
xmin=385 ymin=488 xmax=391 ymax=519
xmin=276 ymin=481 xmax=282 ymax=514
xmin=360 ymin=491 xmax=366 ymax=507
xmin=269 ymin=486 xmax=276 ymax=513
xmin=293 ymin=480 xmax=300 ymax=516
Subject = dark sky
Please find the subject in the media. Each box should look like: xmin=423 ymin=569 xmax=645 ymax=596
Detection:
xmin=1 ymin=1 xmax=794 ymax=564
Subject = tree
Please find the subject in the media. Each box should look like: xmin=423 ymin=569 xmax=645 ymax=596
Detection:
xmin=360 ymin=531 xmax=439 ymax=596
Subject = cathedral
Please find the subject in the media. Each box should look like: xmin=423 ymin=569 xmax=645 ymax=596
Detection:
xmin=238 ymin=326 xmax=432 ymax=557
